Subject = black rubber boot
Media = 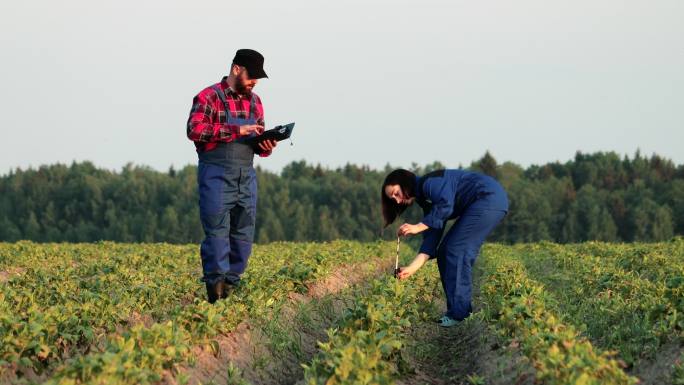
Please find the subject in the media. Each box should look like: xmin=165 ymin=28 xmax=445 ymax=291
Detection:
xmin=205 ymin=280 xmax=227 ymax=304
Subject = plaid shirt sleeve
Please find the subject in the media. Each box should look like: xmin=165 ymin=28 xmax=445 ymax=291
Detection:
xmin=186 ymin=88 xmax=240 ymax=144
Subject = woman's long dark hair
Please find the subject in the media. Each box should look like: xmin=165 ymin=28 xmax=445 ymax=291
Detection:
xmin=381 ymin=169 xmax=417 ymax=227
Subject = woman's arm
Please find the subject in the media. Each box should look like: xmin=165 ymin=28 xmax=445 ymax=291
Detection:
xmin=397 ymin=253 xmax=430 ymax=280
xmin=420 ymin=173 xmax=456 ymax=230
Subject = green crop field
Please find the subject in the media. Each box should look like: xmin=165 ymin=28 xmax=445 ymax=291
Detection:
xmin=1 ymin=239 xmax=683 ymax=385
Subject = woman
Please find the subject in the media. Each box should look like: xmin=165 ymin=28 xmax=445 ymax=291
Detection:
xmin=382 ymin=168 xmax=509 ymax=327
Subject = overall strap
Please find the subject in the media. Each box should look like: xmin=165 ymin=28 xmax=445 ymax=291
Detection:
xmin=212 ymin=84 xmax=258 ymax=120
xmin=211 ymin=84 xmax=230 ymax=116
xmin=249 ymin=93 xmax=257 ymax=120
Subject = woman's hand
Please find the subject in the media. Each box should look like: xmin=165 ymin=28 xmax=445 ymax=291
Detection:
xmin=397 ymin=253 xmax=430 ymax=280
xmin=398 ymin=222 xmax=428 ymax=237
xmin=397 ymin=264 xmax=419 ymax=280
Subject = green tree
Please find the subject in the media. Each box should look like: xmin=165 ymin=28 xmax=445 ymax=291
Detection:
xmin=472 ymin=151 xmax=499 ymax=178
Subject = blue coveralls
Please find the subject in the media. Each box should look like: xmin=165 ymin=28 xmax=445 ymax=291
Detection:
xmin=415 ymin=169 xmax=509 ymax=321
xmin=197 ymin=85 xmax=259 ymax=286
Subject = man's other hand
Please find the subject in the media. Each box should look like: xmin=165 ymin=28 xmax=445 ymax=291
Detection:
xmin=258 ymin=139 xmax=277 ymax=153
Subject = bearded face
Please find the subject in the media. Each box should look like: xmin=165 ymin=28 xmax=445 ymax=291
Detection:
xmin=234 ymin=67 xmax=258 ymax=96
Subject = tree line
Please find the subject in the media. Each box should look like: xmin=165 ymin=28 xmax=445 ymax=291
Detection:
xmin=1 ymin=151 xmax=682 ymax=244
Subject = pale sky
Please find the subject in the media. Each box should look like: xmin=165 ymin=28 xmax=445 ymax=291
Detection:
xmin=1 ymin=0 xmax=682 ymax=175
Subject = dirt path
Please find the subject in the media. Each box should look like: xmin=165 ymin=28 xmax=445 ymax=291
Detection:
xmin=630 ymin=341 xmax=683 ymax=385
xmin=396 ymin=263 xmax=536 ymax=385
xmin=397 ymin=310 xmax=535 ymax=385
xmin=0 ymin=267 xmax=26 ymax=283
xmin=160 ymin=256 xmax=395 ymax=385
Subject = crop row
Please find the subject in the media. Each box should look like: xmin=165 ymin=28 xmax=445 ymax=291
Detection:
xmin=302 ymin=258 xmax=443 ymax=384
xmin=502 ymin=242 xmax=683 ymax=366
xmin=479 ymin=251 xmax=638 ymax=385
xmin=0 ymin=240 xmax=391 ymax=384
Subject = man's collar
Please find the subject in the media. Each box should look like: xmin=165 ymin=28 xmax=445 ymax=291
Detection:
xmin=221 ymin=76 xmax=252 ymax=99
xmin=220 ymin=76 xmax=237 ymax=96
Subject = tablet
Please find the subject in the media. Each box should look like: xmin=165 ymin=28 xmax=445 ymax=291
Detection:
xmin=243 ymin=122 xmax=295 ymax=146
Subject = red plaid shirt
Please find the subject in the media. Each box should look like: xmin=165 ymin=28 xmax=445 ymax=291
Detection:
xmin=186 ymin=76 xmax=270 ymax=156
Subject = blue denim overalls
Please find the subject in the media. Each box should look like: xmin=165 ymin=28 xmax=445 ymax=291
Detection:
xmin=416 ymin=169 xmax=509 ymax=321
xmin=197 ymin=85 xmax=259 ymax=292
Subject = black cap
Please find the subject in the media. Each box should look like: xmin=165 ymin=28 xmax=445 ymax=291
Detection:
xmin=232 ymin=49 xmax=268 ymax=79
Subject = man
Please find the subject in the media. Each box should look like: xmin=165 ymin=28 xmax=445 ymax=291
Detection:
xmin=186 ymin=49 xmax=277 ymax=303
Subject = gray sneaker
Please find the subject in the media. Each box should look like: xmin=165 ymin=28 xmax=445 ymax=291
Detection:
xmin=436 ymin=315 xmax=459 ymax=328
